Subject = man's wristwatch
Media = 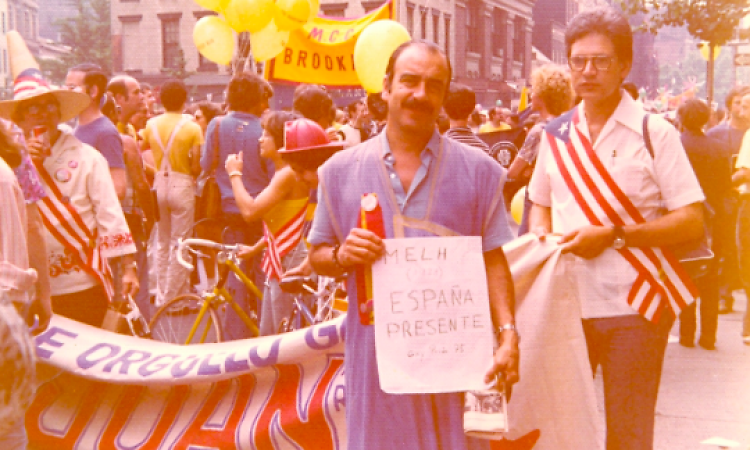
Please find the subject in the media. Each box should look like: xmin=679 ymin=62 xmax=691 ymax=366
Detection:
xmin=612 ymin=226 xmax=626 ymax=250
xmin=332 ymin=244 xmax=348 ymax=273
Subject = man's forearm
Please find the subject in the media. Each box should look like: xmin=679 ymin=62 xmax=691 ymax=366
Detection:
xmin=484 ymin=247 xmax=515 ymax=332
xmin=310 ymin=243 xmax=348 ymax=278
xmin=110 ymin=167 xmax=127 ymax=200
xmin=528 ymin=203 xmax=552 ymax=233
xmin=26 ymin=205 xmax=50 ymax=305
xmin=621 ymin=202 xmax=703 ymax=248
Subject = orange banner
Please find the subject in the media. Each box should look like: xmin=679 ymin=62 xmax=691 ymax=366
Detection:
xmin=265 ymin=0 xmax=394 ymax=88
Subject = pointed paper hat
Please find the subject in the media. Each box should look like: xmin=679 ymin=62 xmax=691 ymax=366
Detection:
xmin=0 ymin=31 xmax=90 ymax=122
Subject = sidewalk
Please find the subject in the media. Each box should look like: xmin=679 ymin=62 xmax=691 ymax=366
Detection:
xmin=594 ymin=291 xmax=750 ymax=449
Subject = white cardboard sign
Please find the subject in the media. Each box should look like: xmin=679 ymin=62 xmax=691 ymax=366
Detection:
xmin=372 ymin=236 xmax=495 ymax=393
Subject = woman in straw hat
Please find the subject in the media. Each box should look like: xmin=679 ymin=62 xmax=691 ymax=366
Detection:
xmin=0 ymin=31 xmax=138 ymax=326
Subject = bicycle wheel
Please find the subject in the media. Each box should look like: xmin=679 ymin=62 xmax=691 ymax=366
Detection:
xmin=149 ymin=294 xmax=222 ymax=344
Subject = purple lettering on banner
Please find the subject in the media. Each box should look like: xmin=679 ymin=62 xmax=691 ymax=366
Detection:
xmin=198 ymin=352 xmax=224 ymax=376
xmin=304 ymin=324 xmax=341 ymax=350
xmin=225 ymin=352 xmax=250 ymax=373
xmin=333 ymin=383 xmax=346 ymax=411
xmin=171 ymin=355 xmax=200 ymax=378
xmin=138 ymin=354 xmax=179 ymax=377
xmin=77 ymin=343 xmax=120 ymax=369
xmin=248 ymin=338 xmax=281 ymax=367
xmin=102 ymin=350 xmax=153 ymax=375
xmin=34 ymin=326 xmax=77 ymax=359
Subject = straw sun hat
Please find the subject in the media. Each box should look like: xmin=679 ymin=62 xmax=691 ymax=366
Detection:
xmin=0 ymin=31 xmax=90 ymax=122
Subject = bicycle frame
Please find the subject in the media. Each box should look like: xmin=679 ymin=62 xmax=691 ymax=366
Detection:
xmin=177 ymin=238 xmax=265 ymax=344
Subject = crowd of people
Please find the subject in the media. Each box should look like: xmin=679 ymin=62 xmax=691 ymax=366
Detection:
xmin=2 ymin=4 xmax=750 ymax=449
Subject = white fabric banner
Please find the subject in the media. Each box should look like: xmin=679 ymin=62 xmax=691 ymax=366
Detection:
xmin=28 ymin=316 xmax=347 ymax=450
xmin=26 ymin=235 xmax=599 ymax=449
xmin=371 ymin=236 xmax=494 ymax=393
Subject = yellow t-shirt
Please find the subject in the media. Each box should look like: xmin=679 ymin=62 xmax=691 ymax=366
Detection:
xmin=479 ymin=122 xmax=511 ymax=133
xmin=142 ymin=113 xmax=203 ymax=175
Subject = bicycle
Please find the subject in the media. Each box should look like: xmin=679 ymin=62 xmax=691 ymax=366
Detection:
xmin=277 ymin=275 xmax=347 ymax=333
xmin=148 ymin=238 xmax=263 ymax=345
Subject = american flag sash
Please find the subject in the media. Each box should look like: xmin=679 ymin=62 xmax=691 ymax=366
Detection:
xmin=544 ymin=109 xmax=697 ymax=324
xmin=33 ymin=161 xmax=114 ymax=301
xmin=261 ymin=203 xmax=307 ymax=281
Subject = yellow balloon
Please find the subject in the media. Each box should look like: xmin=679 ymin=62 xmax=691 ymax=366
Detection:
xmin=699 ymin=42 xmax=721 ymax=61
xmin=308 ymin=0 xmax=319 ymax=20
xmin=223 ymin=0 xmax=274 ymax=33
xmin=274 ymin=0 xmax=311 ymax=31
xmin=511 ymin=186 xmax=526 ymax=225
xmin=353 ymin=20 xmax=411 ymax=93
xmin=194 ymin=0 xmax=230 ymax=12
xmin=251 ymin=20 xmax=290 ymax=61
xmin=193 ymin=16 xmax=235 ymax=66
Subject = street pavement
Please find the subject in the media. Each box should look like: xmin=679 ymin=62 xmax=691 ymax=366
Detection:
xmin=594 ymin=290 xmax=750 ymax=450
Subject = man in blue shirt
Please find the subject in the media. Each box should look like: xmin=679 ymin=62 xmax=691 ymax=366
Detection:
xmin=65 ymin=64 xmax=126 ymax=199
xmin=201 ymin=73 xmax=274 ymax=340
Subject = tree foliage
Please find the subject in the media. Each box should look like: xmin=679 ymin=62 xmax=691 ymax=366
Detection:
xmin=41 ymin=0 xmax=111 ymax=84
xmin=618 ymin=0 xmax=749 ymax=46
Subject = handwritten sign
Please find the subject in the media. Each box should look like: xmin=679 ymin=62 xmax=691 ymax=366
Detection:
xmin=372 ymin=236 xmax=495 ymax=393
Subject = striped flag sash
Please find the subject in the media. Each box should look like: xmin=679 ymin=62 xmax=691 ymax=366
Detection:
xmin=262 ymin=204 xmax=307 ymax=281
xmin=33 ymin=161 xmax=114 ymax=301
xmin=545 ymin=109 xmax=696 ymax=323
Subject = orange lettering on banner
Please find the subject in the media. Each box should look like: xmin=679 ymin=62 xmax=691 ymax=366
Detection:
xmin=253 ymin=360 xmax=343 ymax=449
xmin=25 ymin=376 xmax=108 ymax=448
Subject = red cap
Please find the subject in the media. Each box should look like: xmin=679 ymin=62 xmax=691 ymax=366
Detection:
xmin=279 ymin=118 xmax=345 ymax=154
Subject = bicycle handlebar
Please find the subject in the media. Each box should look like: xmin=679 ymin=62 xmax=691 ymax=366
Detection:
xmin=176 ymin=238 xmax=246 ymax=270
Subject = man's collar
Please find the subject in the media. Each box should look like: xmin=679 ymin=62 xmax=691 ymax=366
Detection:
xmin=607 ymin=90 xmax=643 ymax=134
xmin=229 ymin=111 xmax=259 ymax=119
xmin=380 ymin=126 xmax=440 ymax=158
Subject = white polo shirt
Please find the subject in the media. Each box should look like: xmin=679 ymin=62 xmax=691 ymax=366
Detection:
xmin=528 ymin=92 xmax=704 ymax=318
xmin=735 ymin=130 xmax=750 ymax=169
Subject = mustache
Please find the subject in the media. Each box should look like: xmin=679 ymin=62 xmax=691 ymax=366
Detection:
xmin=403 ymin=97 xmax=434 ymax=112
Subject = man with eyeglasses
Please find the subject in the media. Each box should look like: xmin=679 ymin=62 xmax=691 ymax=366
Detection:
xmin=0 ymin=32 xmax=138 ymax=328
xmin=527 ymin=8 xmax=704 ymax=449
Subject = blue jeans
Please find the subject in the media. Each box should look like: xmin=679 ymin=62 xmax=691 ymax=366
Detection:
xmin=582 ymin=315 xmax=670 ymax=450
xmin=221 ymin=214 xmax=264 ymax=340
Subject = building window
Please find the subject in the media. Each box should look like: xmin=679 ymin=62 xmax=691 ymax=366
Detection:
xmin=492 ymin=9 xmax=506 ymax=58
xmin=419 ymin=7 xmax=427 ymax=39
xmin=320 ymin=3 xmax=346 ymax=17
xmin=24 ymin=11 xmax=29 ymax=37
xmin=406 ymin=3 xmax=414 ymax=36
xmin=432 ymin=11 xmax=439 ymax=44
xmin=8 ymin=7 xmax=13 ymax=31
xmin=362 ymin=1 xmax=382 ymax=13
xmin=161 ymin=18 xmax=181 ymax=69
xmin=444 ymin=15 xmax=451 ymax=56
xmin=466 ymin=1 xmax=481 ymax=53
xmin=514 ymin=17 xmax=525 ymax=62
xmin=1 ymin=12 xmax=5 ymax=34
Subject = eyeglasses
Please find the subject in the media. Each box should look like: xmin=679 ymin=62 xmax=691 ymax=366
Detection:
xmin=21 ymin=101 xmax=59 ymax=115
xmin=568 ymin=55 xmax=615 ymax=72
